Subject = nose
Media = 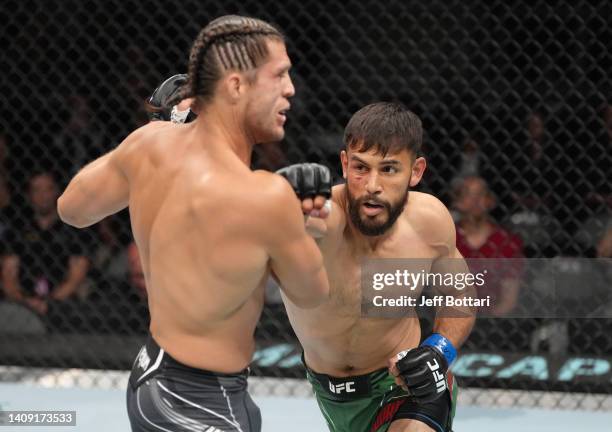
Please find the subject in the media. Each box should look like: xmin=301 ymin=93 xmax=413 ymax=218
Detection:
xmin=284 ymin=75 xmax=295 ymax=98
xmin=365 ymin=172 xmax=382 ymax=195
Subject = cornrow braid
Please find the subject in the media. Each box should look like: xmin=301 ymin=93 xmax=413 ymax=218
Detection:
xmin=180 ymin=15 xmax=284 ymax=107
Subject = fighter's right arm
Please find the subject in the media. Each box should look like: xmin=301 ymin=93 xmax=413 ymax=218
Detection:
xmin=263 ymin=176 xmax=330 ymax=309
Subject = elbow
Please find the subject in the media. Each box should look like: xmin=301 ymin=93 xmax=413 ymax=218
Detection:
xmin=57 ymin=194 xmax=88 ymax=228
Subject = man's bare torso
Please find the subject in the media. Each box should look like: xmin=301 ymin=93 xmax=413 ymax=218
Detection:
xmin=119 ymin=122 xmax=272 ymax=372
xmin=284 ymin=185 xmax=441 ymax=377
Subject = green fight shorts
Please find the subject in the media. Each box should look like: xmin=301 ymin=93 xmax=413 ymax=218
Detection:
xmin=305 ymin=362 xmax=458 ymax=432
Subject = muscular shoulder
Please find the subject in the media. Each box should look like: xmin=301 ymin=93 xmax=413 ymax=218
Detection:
xmin=406 ymin=192 xmax=456 ymax=255
xmin=114 ymin=121 xmax=172 ymax=159
xmin=250 ymin=170 xmax=303 ymax=224
xmin=252 ymin=170 xmax=299 ymax=201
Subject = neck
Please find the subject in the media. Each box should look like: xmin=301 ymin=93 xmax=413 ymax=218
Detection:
xmin=195 ymin=103 xmax=255 ymax=166
xmin=349 ymin=222 xmax=398 ymax=253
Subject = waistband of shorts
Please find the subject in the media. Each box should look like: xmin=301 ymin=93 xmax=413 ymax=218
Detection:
xmin=144 ymin=333 xmax=250 ymax=378
xmin=303 ymin=353 xmax=391 ymax=401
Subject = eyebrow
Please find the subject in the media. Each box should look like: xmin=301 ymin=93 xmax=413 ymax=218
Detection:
xmin=350 ymin=155 xmax=369 ymax=165
xmin=278 ymin=62 xmax=292 ymax=73
xmin=379 ymin=160 xmax=401 ymax=166
xmin=350 ymin=155 xmax=401 ymax=166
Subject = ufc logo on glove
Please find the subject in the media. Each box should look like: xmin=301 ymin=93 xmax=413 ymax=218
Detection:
xmin=395 ymin=333 xmax=457 ymax=403
xmin=427 ymin=358 xmax=447 ymax=394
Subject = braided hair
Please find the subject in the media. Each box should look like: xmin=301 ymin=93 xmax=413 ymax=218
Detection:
xmin=178 ymin=15 xmax=284 ymax=108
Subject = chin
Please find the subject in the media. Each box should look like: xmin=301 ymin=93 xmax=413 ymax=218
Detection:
xmin=257 ymin=127 xmax=284 ymax=144
xmin=267 ymin=131 xmax=285 ymax=143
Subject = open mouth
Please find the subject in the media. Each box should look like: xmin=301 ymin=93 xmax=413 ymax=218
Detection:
xmin=278 ymin=106 xmax=290 ymax=118
xmin=363 ymin=200 xmax=384 ymax=209
xmin=362 ymin=200 xmax=385 ymax=216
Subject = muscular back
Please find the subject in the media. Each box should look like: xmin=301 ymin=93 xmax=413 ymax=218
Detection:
xmin=118 ymin=122 xmax=281 ymax=372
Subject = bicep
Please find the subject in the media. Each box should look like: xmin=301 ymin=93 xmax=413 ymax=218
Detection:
xmin=270 ymin=228 xmax=323 ymax=282
xmin=265 ymin=180 xmax=328 ymax=307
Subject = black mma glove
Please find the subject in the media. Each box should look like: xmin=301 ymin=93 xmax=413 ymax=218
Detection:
xmin=276 ymin=163 xmax=332 ymax=200
xmin=147 ymin=74 xmax=197 ymax=123
xmin=394 ymin=333 xmax=457 ymax=403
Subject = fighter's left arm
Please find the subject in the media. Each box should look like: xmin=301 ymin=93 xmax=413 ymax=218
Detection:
xmin=429 ymin=246 xmax=477 ymax=350
xmin=389 ymin=196 xmax=476 ymax=403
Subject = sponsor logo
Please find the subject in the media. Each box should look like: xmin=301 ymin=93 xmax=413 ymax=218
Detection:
xmin=328 ymin=381 xmax=356 ymax=394
xmin=427 ymin=358 xmax=447 ymax=393
xmin=135 ymin=346 xmax=151 ymax=371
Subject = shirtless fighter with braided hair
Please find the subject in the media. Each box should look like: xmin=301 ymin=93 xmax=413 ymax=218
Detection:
xmin=58 ymin=15 xmax=330 ymax=432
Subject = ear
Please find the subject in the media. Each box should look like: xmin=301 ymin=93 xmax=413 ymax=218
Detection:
xmin=409 ymin=156 xmax=426 ymax=187
xmin=340 ymin=150 xmax=348 ymax=179
xmin=225 ymin=72 xmax=245 ymax=102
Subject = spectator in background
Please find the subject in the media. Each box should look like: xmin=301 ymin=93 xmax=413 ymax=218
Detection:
xmin=587 ymin=103 xmax=612 ymax=207
xmin=512 ymin=110 xmax=554 ymax=208
xmin=457 ymin=136 xmax=482 ymax=179
xmin=585 ymin=226 xmax=612 ymax=319
xmin=94 ymin=241 xmax=148 ymax=335
xmin=50 ymin=95 xmax=105 ymax=185
xmin=501 ymin=109 xmax=565 ymax=257
xmin=592 ymin=104 xmax=612 ymax=205
xmin=574 ymin=103 xmax=612 ymax=255
xmin=90 ymin=214 xmax=130 ymax=283
xmin=0 ymin=174 xmax=13 ymax=244
xmin=597 ymin=227 xmax=612 ymax=258
xmin=0 ymin=174 xmax=12 ymax=298
xmin=1 ymin=171 xmax=91 ymax=317
xmin=449 ymin=136 xmax=491 ymax=221
xmin=454 ymin=175 xmax=524 ymax=316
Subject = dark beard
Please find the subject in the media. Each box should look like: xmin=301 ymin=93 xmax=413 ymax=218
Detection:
xmin=347 ymin=187 xmax=409 ymax=236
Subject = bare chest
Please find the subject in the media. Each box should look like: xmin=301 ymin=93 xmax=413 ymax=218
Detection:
xmin=323 ymin=236 xmax=437 ymax=315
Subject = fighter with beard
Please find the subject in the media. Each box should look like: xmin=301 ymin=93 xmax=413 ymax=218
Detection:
xmin=277 ymin=102 xmax=475 ymax=432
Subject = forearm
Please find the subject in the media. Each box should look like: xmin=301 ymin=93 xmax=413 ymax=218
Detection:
xmin=432 ymin=284 xmax=477 ymax=348
xmin=432 ymin=315 xmax=475 ymax=349
xmin=52 ymin=257 xmax=89 ymax=300
xmin=304 ymin=215 xmax=328 ymax=242
xmin=52 ymin=280 xmax=80 ymax=300
xmin=2 ymin=257 xmax=25 ymax=301
xmin=3 ymin=278 xmax=25 ymax=301
xmin=58 ymin=150 xmax=128 ymax=228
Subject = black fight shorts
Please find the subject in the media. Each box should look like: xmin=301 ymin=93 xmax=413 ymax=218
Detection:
xmin=126 ymin=334 xmax=261 ymax=432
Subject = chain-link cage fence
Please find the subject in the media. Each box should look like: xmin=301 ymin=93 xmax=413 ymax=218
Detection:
xmin=1 ymin=0 xmax=611 ymax=411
